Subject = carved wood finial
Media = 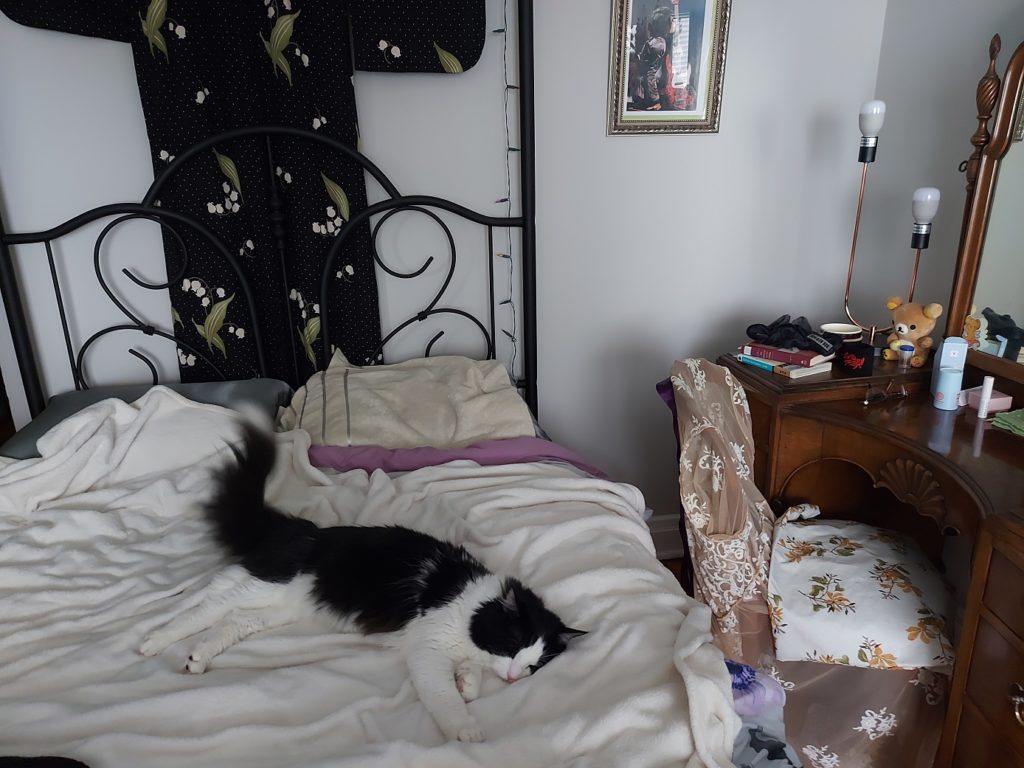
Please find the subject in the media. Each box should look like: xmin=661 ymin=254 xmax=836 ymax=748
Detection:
xmin=963 ymin=34 xmax=1003 ymax=194
xmin=874 ymin=459 xmax=947 ymax=530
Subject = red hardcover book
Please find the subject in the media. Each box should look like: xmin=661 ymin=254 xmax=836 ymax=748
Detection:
xmin=740 ymin=342 xmax=834 ymax=367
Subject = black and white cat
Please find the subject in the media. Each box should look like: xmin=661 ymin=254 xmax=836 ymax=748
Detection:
xmin=140 ymin=420 xmax=585 ymax=742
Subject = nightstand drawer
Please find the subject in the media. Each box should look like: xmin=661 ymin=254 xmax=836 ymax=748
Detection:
xmin=965 ymin=617 xmax=1024 ymax=756
xmin=984 ymin=548 xmax=1024 ymax=639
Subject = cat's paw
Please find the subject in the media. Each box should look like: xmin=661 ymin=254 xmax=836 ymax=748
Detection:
xmin=139 ymin=631 xmax=171 ymax=657
xmin=184 ymin=651 xmax=209 ymax=674
xmin=455 ymin=662 xmax=481 ymax=702
xmin=455 ymin=721 xmax=485 ymax=743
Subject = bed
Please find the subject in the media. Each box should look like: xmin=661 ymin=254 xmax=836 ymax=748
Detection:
xmin=0 ymin=3 xmax=744 ymax=766
xmin=0 ymin=385 xmax=742 ymax=767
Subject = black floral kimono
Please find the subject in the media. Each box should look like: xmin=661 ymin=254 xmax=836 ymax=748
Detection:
xmin=0 ymin=0 xmax=486 ymax=386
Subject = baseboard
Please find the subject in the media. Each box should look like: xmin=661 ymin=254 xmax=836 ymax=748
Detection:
xmin=646 ymin=512 xmax=683 ymax=559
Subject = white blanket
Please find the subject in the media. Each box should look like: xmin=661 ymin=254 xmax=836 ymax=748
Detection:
xmin=0 ymin=388 xmax=739 ymax=768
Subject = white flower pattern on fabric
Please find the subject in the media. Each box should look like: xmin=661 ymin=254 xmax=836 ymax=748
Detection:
xmin=688 ymin=414 xmax=714 ymax=439
xmin=729 ymin=441 xmax=750 ymax=479
xmin=671 ymin=373 xmax=692 ymax=398
xmin=378 ymin=38 xmax=402 ymax=64
xmin=763 ymin=663 xmax=795 ymax=691
xmin=723 ymin=369 xmax=750 ymax=416
xmin=852 ymin=707 xmax=897 ymax=740
xmin=683 ymin=358 xmax=706 ymax=390
xmin=692 ymin=519 xmax=759 ymax=615
xmin=313 ymin=205 xmax=345 ymax=238
xmin=165 ymin=20 xmax=186 ymax=39
xmin=698 ymin=445 xmax=724 ymax=493
xmin=802 ymin=745 xmax=841 ymax=768
xmin=681 ymin=492 xmax=709 ymax=529
xmin=207 ymin=154 xmax=243 ymax=216
xmin=274 ymin=166 xmax=293 ymax=185
xmin=718 ymin=611 xmax=738 ymax=632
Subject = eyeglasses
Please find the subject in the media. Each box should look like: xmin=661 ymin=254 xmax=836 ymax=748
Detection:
xmin=862 ymin=378 xmax=908 ymax=405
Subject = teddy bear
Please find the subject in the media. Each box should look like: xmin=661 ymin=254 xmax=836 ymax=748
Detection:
xmin=881 ymin=296 xmax=943 ymax=367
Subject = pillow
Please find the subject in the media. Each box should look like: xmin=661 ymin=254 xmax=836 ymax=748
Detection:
xmin=278 ymin=351 xmax=535 ymax=449
xmin=767 ymin=507 xmax=954 ymax=671
xmin=0 ymin=378 xmax=293 ymax=460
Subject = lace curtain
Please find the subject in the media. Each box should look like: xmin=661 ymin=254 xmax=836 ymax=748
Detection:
xmin=669 ymin=358 xmax=774 ymax=663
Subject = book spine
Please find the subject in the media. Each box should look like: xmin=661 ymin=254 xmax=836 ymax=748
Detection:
xmin=773 ymin=367 xmax=802 ymax=379
xmin=774 ymin=364 xmax=831 ymax=379
xmin=741 ymin=343 xmax=813 ymax=366
xmin=736 ymin=353 xmax=777 ymax=372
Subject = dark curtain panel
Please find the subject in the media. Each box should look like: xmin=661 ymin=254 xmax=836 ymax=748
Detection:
xmin=0 ymin=1 xmax=486 ymax=387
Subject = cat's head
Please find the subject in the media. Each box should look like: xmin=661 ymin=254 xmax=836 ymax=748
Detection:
xmin=469 ymin=578 xmax=586 ymax=683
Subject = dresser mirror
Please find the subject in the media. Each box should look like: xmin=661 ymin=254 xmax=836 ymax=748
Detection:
xmin=947 ymin=36 xmax=1024 ymax=382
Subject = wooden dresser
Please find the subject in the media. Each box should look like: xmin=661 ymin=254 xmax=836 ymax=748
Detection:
xmin=717 ymin=354 xmax=1024 ymax=766
xmin=939 ymin=514 xmax=1024 ymax=766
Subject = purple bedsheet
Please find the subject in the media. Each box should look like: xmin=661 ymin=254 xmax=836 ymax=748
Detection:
xmin=307 ymin=436 xmax=607 ymax=478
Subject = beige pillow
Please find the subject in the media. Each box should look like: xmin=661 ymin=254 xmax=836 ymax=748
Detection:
xmin=279 ymin=351 xmax=535 ymax=448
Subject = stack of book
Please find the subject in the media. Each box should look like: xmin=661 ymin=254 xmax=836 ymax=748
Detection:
xmin=736 ymin=341 xmax=834 ymax=379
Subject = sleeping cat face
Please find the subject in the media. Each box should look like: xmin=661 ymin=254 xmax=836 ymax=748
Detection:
xmin=469 ymin=578 xmax=586 ymax=682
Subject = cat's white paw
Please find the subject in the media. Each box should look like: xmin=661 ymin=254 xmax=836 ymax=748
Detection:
xmin=455 ymin=663 xmax=481 ymax=702
xmin=184 ymin=652 xmax=209 ymax=674
xmin=139 ymin=632 xmax=171 ymax=657
xmin=455 ymin=722 xmax=485 ymax=743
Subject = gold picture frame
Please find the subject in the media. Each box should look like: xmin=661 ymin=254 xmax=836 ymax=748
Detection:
xmin=607 ymin=0 xmax=731 ymax=135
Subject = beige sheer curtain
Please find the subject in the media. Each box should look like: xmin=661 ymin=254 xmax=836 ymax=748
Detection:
xmin=669 ymin=359 xmax=774 ymax=663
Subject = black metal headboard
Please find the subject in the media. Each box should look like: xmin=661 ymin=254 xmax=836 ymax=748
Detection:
xmin=0 ymin=2 xmax=537 ymax=422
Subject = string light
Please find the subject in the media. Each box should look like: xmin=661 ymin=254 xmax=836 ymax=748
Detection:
xmin=497 ymin=0 xmax=518 ymax=377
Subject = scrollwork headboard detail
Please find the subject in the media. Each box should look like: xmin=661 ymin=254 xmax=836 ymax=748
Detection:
xmin=0 ymin=123 xmax=537 ymax=421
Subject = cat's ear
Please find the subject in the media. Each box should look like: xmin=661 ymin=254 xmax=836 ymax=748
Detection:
xmin=500 ymin=581 xmax=521 ymax=612
xmin=559 ymin=628 xmax=587 ymax=644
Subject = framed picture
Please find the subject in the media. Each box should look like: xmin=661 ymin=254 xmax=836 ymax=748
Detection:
xmin=607 ymin=0 xmax=731 ymax=135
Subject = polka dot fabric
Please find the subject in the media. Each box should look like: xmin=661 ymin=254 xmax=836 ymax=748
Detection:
xmin=0 ymin=1 xmax=486 ymax=386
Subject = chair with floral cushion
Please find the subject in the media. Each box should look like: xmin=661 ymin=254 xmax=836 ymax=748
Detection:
xmin=664 ymin=358 xmax=951 ymax=768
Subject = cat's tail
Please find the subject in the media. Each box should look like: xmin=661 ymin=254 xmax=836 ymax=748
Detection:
xmin=205 ymin=416 xmax=317 ymax=565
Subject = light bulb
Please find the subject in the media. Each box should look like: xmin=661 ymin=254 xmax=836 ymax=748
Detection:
xmin=857 ymin=100 xmax=886 ymax=163
xmin=858 ymin=100 xmax=886 ymax=137
xmin=912 ymin=187 xmax=941 ymax=224
xmin=911 ymin=187 xmax=940 ymax=250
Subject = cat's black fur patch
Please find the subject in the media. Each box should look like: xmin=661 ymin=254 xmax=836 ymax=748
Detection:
xmin=311 ymin=525 xmax=488 ymax=633
xmin=470 ymin=580 xmax=584 ymax=668
xmin=207 ymin=423 xmax=497 ymax=634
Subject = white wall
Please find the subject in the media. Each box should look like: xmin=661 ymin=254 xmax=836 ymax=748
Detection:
xmin=0 ymin=20 xmax=173 ymax=426
xmin=2 ymin=2 xmax=1021 ymax=543
xmin=534 ymin=1 xmax=887 ymax=519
